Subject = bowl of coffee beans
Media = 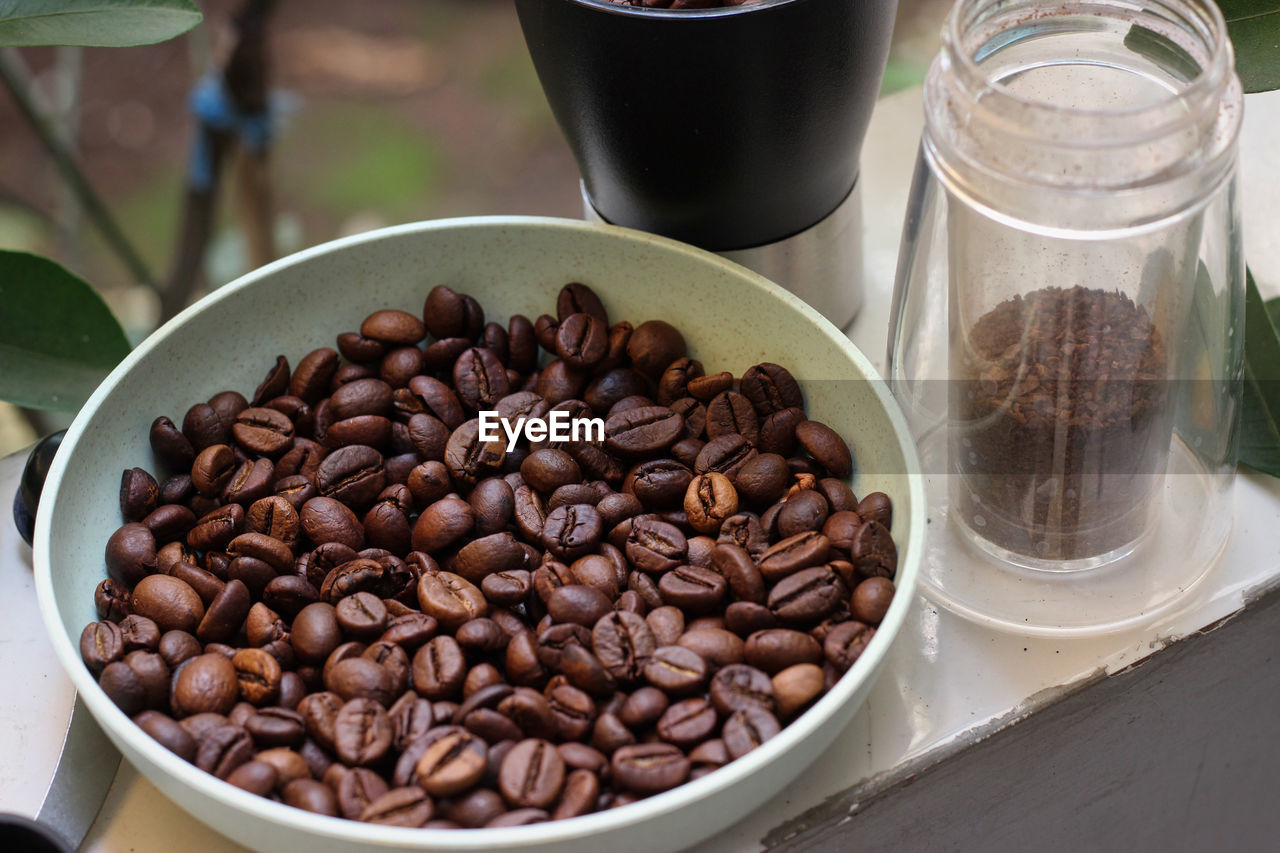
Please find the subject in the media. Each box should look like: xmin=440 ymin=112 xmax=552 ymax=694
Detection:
xmin=34 ymin=216 xmax=922 ymax=852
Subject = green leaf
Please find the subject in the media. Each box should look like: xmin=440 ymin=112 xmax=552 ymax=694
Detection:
xmin=1216 ymin=0 xmax=1280 ymax=93
xmin=0 ymin=0 xmax=201 ymax=48
xmin=1240 ymin=270 xmax=1280 ymax=476
xmin=1267 ymin=295 xmax=1280 ymax=327
xmin=0 ymin=250 xmax=130 ymax=411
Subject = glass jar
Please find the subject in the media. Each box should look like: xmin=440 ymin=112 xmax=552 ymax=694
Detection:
xmin=888 ymin=0 xmax=1243 ymax=631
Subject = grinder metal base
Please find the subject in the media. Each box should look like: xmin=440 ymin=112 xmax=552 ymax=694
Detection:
xmin=581 ymin=180 xmax=863 ymax=332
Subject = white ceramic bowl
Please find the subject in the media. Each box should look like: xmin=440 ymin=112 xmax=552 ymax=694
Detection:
xmin=35 ymin=216 xmax=923 ymax=852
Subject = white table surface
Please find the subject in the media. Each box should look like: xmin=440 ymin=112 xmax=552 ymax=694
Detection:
xmin=2 ymin=86 xmax=1279 ymax=852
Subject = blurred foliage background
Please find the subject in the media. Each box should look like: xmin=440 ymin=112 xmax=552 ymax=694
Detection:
xmin=0 ymin=0 xmax=946 ymax=456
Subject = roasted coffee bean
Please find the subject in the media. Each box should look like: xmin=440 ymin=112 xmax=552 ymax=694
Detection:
xmin=333 ymin=697 xmax=393 ymax=766
xmin=150 ymin=416 xmax=195 ymax=469
xmin=718 ymin=512 xmax=769 ymax=560
xmin=776 ymin=490 xmax=830 ymax=539
xmin=320 ymin=651 xmax=393 ymax=705
xmin=624 ymin=458 xmax=691 ymax=511
xmin=498 ymin=738 xmax=566 ymax=809
xmin=822 ymin=510 xmax=864 ymax=558
xmin=794 ymin=420 xmax=852 ymax=478
xmin=195 ymin=723 xmax=253 ymax=779
xmin=558 ymin=641 xmax=616 ymax=697
xmin=724 ymin=601 xmax=777 ymax=637
xmin=656 ymin=358 xmax=703 ymax=406
xmin=183 ymin=403 xmax=228 ymax=451
xmin=740 ymin=363 xmax=803 ymax=416
xmin=626 ymin=320 xmax=686 ymax=379
xmin=555 ymin=313 xmax=608 ymax=370
xmin=469 ymin=477 xmax=515 ymax=536
xmin=625 ymin=517 xmax=687 ymax=573
xmin=358 ymin=308 xmax=424 ymax=346
xmin=248 ymin=355 xmax=290 ymax=408
xmin=444 ymin=419 xmax=506 ymax=487
xmin=81 ymin=621 xmax=125 ymax=673
xmin=173 ymin=653 xmax=239 ymax=716
xmin=642 ymin=645 xmax=707 ymax=695
xmin=709 ymin=663 xmax=775 ymax=716
xmin=315 ymin=444 xmax=385 ymax=509
xmin=142 ymin=503 xmax=197 ymax=544
xmin=413 ymin=635 xmax=467 ymax=700
xmin=694 ymin=434 xmax=757 ymax=479
xmin=707 ymin=542 xmax=764 ymax=606
xmin=453 ymin=347 xmax=510 ymax=411
xmin=657 ymin=565 xmax=726 ymax=614
xmin=591 ymin=610 xmax=655 ymax=682
xmin=453 ymin=532 xmax=524 ymax=585
xmin=767 ymin=565 xmax=845 ymax=626
xmin=723 ymin=705 xmax=781 ymax=759
xmin=590 ymin=712 xmax=635 ymax=755
xmin=106 ymin=522 xmax=157 ymax=587
xmin=130 ymin=711 xmax=196 ymax=763
xmin=611 ymin=742 xmax=689 ymax=795
xmin=232 ymin=407 xmax=294 ymax=456
xmin=132 ymin=574 xmax=204 ymax=633
xmin=556 ymin=282 xmax=608 ymax=325
xmin=745 ymin=629 xmax=823 ymax=675
xmin=684 ymin=472 xmax=738 ymax=535
xmin=851 ymin=577 xmax=895 ymax=625
xmin=605 ymin=406 xmax=683 ymax=457
xmin=187 ymin=503 xmax=244 ymax=552
xmin=232 ymin=647 xmax=282 ymax=705
xmin=547 ymin=585 xmax=612 ymax=628
xmin=157 ymin=630 xmax=202 ymax=669
xmin=540 ymin=504 xmax=603 ymax=562
xmin=113 ymin=624 xmax=172 ymax=670
xmin=645 ymin=606 xmax=685 ymax=647
xmin=521 ymin=449 xmax=581 ymax=494
xmin=546 ymin=684 xmax=595 ymax=741
xmin=823 ymin=621 xmax=874 ymax=671
xmin=758 ymin=531 xmax=830 ymax=582
xmin=289 ymin=602 xmax=340 ymax=664
xmin=567 ymin=553 xmax=619 ymax=600
xmin=245 ymin=707 xmax=306 ymax=747
xmin=197 ymin=578 xmax=250 ymax=644
xmin=732 ymin=453 xmax=791 ymax=507
xmin=120 ymin=467 xmax=159 ymax=523
xmin=416 ymin=727 xmax=488 ymax=796
xmin=226 ymin=531 xmax=293 ymax=574
xmin=333 ymin=766 xmax=389 ymax=819
xmin=552 ymin=767 xmax=600 ymax=820
xmin=856 ymin=492 xmax=893 ymax=529
xmin=771 ymin=663 xmax=825 ymax=720
xmin=336 ymin=592 xmax=388 ymax=639
xmin=850 ymin=521 xmax=897 ymax=579
xmin=360 ymin=786 xmax=434 ymax=827
xmin=416 ymin=572 xmax=487 ymax=631
xmin=300 ymin=496 xmax=365 ymax=550
xmin=192 ymin=444 xmax=237 ymax=497
xmin=95 ymin=578 xmax=133 ymax=622
xmin=705 ymin=391 xmax=759 ymax=444
xmin=656 ymin=696 xmax=716 ymax=748
xmin=613 ymin=687 xmax=665 ymax=731
xmin=282 ymin=778 xmax=339 ymax=816
xmin=411 ymin=497 xmax=474 ymax=553
xmin=677 ymin=628 xmax=744 ymax=670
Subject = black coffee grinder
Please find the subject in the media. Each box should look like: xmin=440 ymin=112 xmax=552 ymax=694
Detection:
xmin=515 ymin=0 xmax=897 ymax=329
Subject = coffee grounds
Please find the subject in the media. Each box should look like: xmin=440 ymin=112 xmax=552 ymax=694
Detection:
xmin=954 ymin=285 xmax=1168 ymax=562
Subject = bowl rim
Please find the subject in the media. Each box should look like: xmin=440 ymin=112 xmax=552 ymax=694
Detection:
xmin=34 ymin=214 xmax=924 ymax=848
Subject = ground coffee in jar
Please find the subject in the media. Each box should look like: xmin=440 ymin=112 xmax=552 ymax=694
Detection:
xmin=953 ymin=285 xmax=1169 ymax=563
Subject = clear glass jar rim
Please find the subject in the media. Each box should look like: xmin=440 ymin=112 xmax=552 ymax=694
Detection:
xmin=944 ymin=0 xmax=1233 ymax=121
